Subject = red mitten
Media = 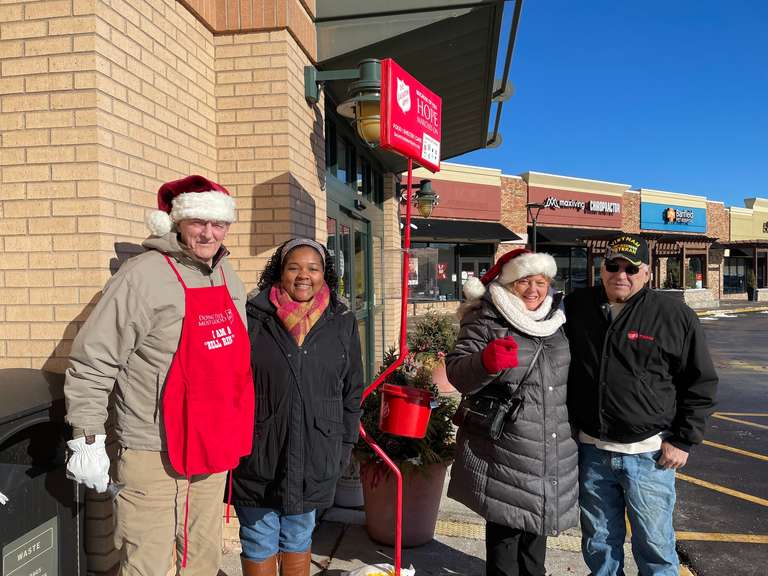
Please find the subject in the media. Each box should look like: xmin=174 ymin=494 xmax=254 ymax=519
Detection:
xmin=481 ymin=336 xmax=519 ymax=373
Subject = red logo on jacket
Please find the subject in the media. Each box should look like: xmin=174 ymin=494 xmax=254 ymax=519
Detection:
xmin=627 ymin=331 xmax=654 ymax=342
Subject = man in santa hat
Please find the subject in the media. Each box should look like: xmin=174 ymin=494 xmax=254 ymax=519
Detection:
xmin=64 ymin=175 xmax=254 ymax=576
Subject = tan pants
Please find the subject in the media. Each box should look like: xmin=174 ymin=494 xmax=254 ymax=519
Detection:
xmin=113 ymin=448 xmax=226 ymax=576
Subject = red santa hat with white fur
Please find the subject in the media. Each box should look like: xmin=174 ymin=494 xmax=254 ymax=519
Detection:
xmin=463 ymin=248 xmax=558 ymax=300
xmin=146 ymin=175 xmax=236 ymax=236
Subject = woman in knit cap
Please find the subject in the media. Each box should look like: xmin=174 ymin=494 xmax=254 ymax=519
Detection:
xmin=446 ymin=249 xmax=578 ymax=576
xmin=64 ymin=175 xmax=253 ymax=576
xmin=230 ymin=239 xmax=363 ymax=576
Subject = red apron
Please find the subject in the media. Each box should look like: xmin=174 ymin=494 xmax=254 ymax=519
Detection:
xmin=161 ymin=256 xmax=254 ymax=567
xmin=162 ymin=255 xmax=254 ymax=476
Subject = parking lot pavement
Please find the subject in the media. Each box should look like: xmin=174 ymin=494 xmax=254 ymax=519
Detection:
xmin=674 ymin=312 xmax=768 ymax=575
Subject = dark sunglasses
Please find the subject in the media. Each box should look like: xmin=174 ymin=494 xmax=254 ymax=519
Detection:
xmin=604 ymin=261 xmax=641 ymax=275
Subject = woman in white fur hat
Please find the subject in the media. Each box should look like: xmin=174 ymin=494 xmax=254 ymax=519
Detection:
xmin=446 ymin=248 xmax=578 ymax=576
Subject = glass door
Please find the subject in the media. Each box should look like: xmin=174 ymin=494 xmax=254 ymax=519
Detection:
xmin=327 ymin=210 xmax=374 ymax=381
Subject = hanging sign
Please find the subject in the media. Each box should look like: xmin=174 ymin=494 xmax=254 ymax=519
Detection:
xmin=379 ymin=58 xmax=442 ymax=172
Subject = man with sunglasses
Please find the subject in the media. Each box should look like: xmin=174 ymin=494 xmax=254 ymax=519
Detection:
xmin=564 ymin=234 xmax=718 ymax=576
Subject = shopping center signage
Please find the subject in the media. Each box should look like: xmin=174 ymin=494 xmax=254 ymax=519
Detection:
xmin=528 ymin=187 xmax=623 ymax=227
xmin=641 ymin=202 xmax=706 ymax=233
xmin=379 ymin=58 xmax=442 ymax=172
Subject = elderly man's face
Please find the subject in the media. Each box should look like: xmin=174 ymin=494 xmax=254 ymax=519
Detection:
xmin=177 ymin=219 xmax=230 ymax=265
xmin=600 ymin=258 xmax=650 ymax=303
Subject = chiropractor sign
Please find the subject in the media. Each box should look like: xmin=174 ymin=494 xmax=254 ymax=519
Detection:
xmin=379 ymin=58 xmax=442 ymax=172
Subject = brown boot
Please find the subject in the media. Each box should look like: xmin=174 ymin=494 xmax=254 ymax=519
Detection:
xmin=241 ymin=555 xmax=278 ymax=576
xmin=278 ymin=549 xmax=311 ymax=576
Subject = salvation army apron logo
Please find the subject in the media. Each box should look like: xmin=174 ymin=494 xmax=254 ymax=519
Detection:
xmin=397 ymin=78 xmax=411 ymax=113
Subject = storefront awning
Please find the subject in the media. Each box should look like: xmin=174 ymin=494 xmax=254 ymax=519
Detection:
xmin=529 ymin=226 xmax=620 ymax=245
xmin=316 ymin=1 xmax=506 ymax=173
xmin=408 ymin=218 xmax=520 ymax=242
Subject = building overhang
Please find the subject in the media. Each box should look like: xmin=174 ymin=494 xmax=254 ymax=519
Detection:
xmin=408 ymin=218 xmax=520 ymax=242
xmin=316 ymin=1 xmax=506 ymax=173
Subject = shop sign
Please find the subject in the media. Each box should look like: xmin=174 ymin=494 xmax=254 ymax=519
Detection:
xmin=663 ymin=207 xmax=694 ymax=224
xmin=542 ymin=196 xmax=621 ymax=214
xmin=528 ymin=186 xmax=623 ymax=227
xmin=640 ymin=202 xmax=706 ymax=233
xmin=380 ymin=58 xmax=442 ymax=172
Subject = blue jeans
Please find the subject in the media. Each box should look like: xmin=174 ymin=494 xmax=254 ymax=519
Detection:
xmin=578 ymin=443 xmax=678 ymax=576
xmin=235 ymin=506 xmax=316 ymax=561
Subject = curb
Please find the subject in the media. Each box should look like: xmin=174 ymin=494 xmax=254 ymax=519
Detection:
xmin=696 ymin=306 xmax=768 ymax=317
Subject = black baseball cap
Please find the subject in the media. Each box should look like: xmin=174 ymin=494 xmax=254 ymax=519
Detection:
xmin=604 ymin=234 xmax=649 ymax=266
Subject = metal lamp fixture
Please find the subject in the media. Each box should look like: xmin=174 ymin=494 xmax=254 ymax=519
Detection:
xmin=526 ymin=202 xmax=545 ymax=253
xmin=304 ymin=59 xmax=381 ymax=147
xmin=399 ymin=179 xmax=440 ymax=219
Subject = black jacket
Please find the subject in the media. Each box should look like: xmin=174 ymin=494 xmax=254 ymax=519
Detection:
xmin=564 ymin=287 xmax=717 ymax=451
xmin=230 ymin=288 xmax=363 ymax=514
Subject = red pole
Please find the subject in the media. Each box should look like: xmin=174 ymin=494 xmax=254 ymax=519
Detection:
xmin=359 ymin=157 xmax=414 ymax=575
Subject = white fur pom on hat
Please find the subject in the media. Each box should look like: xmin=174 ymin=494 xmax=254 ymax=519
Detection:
xmin=146 ymin=175 xmax=236 ymax=236
xmin=463 ymin=248 xmax=558 ymax=300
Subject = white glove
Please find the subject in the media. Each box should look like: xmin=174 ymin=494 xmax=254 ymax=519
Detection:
xmin=0 ymin=490 xmax=7 ymax=505
xmin=66 ymin=434 xmax=110 ymax=493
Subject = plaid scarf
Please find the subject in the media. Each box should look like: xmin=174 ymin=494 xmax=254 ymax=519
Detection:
xmin=269 ymin=282 xmax=330 ymax=346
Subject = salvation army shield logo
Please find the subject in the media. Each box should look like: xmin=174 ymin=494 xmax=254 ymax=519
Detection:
xmin=396 ymin=78 xmax=411 ymax=114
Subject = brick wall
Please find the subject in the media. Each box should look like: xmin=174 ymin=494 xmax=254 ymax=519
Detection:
xmin=622 ymin=190 xmax=640 ymax=233
xmin=2 ymin=0 xmax=103 ymax=372
xmin=382 ymin=175 xmax=404 ymax=357
xmin=214 ymin=27 xmax=324 ymax=287
xmin=0 ymin=0 xmax=221 ymax=378
xmin=500 ymin=175 xmax=527 ymax=238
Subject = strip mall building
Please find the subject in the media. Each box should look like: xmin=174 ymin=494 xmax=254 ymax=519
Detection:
xmin=1 ymin=1 xmax=767 ymax=572
xmin=410 ymin=166 xmax=768 ymax=313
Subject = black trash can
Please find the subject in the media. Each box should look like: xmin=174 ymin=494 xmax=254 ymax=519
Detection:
xmin=0 ymin=368 xmax=85 ymax=576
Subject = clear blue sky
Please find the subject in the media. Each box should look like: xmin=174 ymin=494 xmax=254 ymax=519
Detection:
xmin=455 ymin=0 xmax=768 ymax=208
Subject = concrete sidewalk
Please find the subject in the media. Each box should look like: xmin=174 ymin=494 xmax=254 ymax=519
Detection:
xmin=219 ymin=465 xmax=639 ymax=576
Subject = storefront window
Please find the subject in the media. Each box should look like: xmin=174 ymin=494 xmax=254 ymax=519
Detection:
xmin=548 ymin=246 xmax=588 ymax=293
xmin=724 ymin=258 xmax=747 ymax=294
xmin=685 ymin=255 xmax=706 ymax=289
xmin=410 ymin=244 xmax=457 ymax=301
xmin=407 ymin=242 xmax=491 ymax=301
xmin=664 ymin=257 xmax=681 ymax=289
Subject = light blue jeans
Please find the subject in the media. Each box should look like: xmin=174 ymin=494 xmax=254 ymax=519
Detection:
xmin=235 ymin=506 xmax=316 ymax=561
xmin=578 ymin=443 xmax=678 ymax=576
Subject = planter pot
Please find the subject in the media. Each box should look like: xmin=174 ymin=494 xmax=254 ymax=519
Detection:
xmin=360 ymin=461 xmax=448 ymax=547
xmin=334 ymin=458 xmax=364 ymax=508
xmin=431 ymin=358 xmax=457 ymax=395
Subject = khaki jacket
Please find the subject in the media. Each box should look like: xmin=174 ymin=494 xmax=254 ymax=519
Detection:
xmin=64 ymin=233 xmax=247 ymax=450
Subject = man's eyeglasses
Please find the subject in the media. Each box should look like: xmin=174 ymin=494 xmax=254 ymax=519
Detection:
xmin=604 ymin=261 xmax=641 ymax=276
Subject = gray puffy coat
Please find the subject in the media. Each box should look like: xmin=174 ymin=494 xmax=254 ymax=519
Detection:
xmin=446 ymin=294 xmax=578 ymax=536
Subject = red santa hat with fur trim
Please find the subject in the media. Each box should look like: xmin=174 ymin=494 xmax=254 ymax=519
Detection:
xmin=463 ymin=248 xmax=558 ymax=300
xmin=146 ymin=175 xmax=236 ymax=236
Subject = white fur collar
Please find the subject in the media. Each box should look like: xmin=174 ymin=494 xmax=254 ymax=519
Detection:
xmin=488 ymin=281 xmax=566 ymax=337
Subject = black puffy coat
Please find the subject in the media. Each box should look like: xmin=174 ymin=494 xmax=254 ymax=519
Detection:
xmin=446 ymin=293 xmax=578 ymax=536
xmin=230 ymin=288 xmax=363 ymax=514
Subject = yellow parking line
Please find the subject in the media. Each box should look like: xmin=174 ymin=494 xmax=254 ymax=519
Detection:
xmin=676 ymin=531 xmax=768 ymax=544
xmin=715 ymin=412 xmax=768 ymax=417
xmin=712 ymin=414 xmax=768 ymax=430
xmin=676 ymin=473 xmax=768 ymax=507
xmin=702 ymin=440 xmax=768 ymax=462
